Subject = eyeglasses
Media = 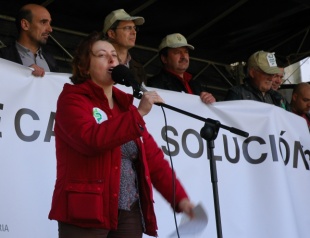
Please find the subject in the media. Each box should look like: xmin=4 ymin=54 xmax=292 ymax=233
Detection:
xmin=114 ymin=26 xmax=139 ymax=32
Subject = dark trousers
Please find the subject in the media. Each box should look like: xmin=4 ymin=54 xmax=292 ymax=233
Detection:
xmin=58 ymin=202 xmax=143 ymax=238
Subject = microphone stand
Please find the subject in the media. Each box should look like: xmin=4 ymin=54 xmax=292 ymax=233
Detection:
xmin=200 ymin=120 xmax=223 ymax=238
xmin=131 ymin=86 xmax=249 ymax=238
xmin=132 ymin=86 xmax=248 ymax=137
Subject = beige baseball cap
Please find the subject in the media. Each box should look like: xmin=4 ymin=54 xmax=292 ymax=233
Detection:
xmin=158 ymin=33 xmax=194 ymax=51
xmin=103 ymin=9 xmax=145 ymax=34
xmin=247 ymin=51 xmax=281 ymax=74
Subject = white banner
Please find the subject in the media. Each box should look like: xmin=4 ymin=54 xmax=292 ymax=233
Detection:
xmin=1 ymin=58 xmax=310 ymax=238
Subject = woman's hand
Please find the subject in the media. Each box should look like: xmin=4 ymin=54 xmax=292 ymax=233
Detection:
xmin=137 ymin=91 xmax=164 ymax=116
xmin=178 ymin=198 xmax=195 ymax=219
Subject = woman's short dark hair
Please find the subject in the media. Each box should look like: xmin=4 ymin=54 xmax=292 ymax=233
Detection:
xmin=70 ymin=31 xmax=107 ymax=84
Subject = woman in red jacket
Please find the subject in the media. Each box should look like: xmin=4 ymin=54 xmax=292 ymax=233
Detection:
xmin=48 ymin=31 xmax=194 ymax=238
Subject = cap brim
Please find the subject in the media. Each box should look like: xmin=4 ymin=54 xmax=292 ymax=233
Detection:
xmin=260 ymin=66 xmax=281 ymax=74
xmin=168 ymin=43 xmax=195 ymax=50
xmin=103 ymin=16 xmax=145 ymax=34
xmin=119 ymin=16 xmax=145 ymax=25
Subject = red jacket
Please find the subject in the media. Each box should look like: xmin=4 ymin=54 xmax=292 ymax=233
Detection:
xmin=48 ymin=80 xmax=189 ymax=237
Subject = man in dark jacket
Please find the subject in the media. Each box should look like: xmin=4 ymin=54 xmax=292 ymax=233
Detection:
xmin=0 ymin=4 xmax=58 ymax=77
xmin=225 ymin=50 xmax=290 ymax=111
xmin=146 ymin=33 xmax=216 ymax=104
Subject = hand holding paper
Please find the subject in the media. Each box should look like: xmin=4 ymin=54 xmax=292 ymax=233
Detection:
xmin=169 ymin=203 xmax=208 ymax=237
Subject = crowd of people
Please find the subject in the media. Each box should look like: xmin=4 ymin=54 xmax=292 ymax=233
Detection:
xmin=1 ymin=4 xmax=309 ymax=238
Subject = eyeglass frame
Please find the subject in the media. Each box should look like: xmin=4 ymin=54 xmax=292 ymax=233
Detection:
xmin=113 ymin=25 xmax=139 ymax=32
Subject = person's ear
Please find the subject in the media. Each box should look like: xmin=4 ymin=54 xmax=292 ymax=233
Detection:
xmin=249 ymin=67 xmax=255 ymax=78
xmin=20 ymin=19 xmax=30 ymax=31
xmin=160 ymin=54 xmax=167 ymax=64
xmin=107 ymin=29 xmax=115 ymax=39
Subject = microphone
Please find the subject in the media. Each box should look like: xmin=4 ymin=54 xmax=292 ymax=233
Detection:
xmin=111 ymin=65 xmax=249 ymax=138
xmin=112 ymin=65 xmax=147 ymax=93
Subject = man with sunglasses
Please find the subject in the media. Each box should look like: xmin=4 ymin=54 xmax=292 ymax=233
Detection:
xmin=224 ymin=50 xmax=290 ymax=111
xmin=103 ymin=9 xmax=147 ymax=85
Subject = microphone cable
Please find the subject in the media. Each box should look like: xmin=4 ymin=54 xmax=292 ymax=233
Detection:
xmin=159 ymin=104 xmax=181 ymax=238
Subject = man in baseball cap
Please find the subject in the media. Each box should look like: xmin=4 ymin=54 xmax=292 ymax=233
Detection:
xmin=158 ymin=33 xmax=194 ymax=51
xmin=146 ymin=33 xmax=216 ymax=104
xmin=224 ymin=50 xmax=290 ymax=111
xmin=104 ymin=9 xmax=146 ymax=85
xmin=247 ymin=51 xmax=281 ymax=75
xmin=103 ymin=9 xmax=144 ymax=35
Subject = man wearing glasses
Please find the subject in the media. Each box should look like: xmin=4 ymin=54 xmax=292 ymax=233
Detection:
xmin=271 ymin=67 xmax=284 ymax=91
xmin=224 ymin=50 xmax=290 ymax=111
xmin=103 ymin=9 xmax=147 ymax=85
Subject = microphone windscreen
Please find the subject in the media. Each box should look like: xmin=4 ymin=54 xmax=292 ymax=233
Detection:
xmin=111 ymin=65 xmax=133 ymax=87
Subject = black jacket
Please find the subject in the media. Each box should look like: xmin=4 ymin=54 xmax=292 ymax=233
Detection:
xmin=225 ymin=78 xmax=291 ymax=111
xmin=0 ymin=44 xmax=59 ymax=72
xmin=146 ymin=69 xmax=204 ymax=95
xmin=128 ymin=57 xmax=146 ymax=85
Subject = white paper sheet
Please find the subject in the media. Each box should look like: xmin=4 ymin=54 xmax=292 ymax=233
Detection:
xmin=168 ymin=203 xmax=208 ymax=238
